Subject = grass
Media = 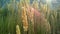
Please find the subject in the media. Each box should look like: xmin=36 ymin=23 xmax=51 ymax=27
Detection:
xmin=0 ymin=0 xmax=60 ymax=34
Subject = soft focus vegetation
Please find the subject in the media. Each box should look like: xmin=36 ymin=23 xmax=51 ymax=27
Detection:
xmin=0 ymin=0 xmax=60 ymax=34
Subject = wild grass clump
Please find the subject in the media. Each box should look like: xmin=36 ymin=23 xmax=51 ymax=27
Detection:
xmin=0 ymin=0 xmax=60 ymax=34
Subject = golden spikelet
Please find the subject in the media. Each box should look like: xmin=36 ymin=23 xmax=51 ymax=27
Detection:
xmin=16 ymin=25 xmax=21 ymax=34
xmin=22 ymin=5 xmax=28 ymax=31
xmin=26 ymin=4 xmax=35 ymax=34
xmin=26 ymin=4 xmax=34 ymax=23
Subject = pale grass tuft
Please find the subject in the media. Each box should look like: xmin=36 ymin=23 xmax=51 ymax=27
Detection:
xmin=16 ymin=25 xmax=21 ymax=34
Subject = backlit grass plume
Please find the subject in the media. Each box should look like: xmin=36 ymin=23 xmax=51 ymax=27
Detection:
xmin=22 ymin=5 xmax=28 ymax=31
xmin=16 ymin=24 xmax=21 ymax=34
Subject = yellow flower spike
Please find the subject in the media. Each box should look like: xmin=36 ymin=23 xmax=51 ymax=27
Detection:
xmin=16 ymin=25 xmax=21 ymax=34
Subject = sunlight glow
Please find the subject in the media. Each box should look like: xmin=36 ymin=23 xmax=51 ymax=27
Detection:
xmin=46 ymin=0 xmax=52 ymax=3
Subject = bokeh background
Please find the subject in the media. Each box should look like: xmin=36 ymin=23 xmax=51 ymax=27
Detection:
xmin=0 ymin=0 xmax=60 ymax=34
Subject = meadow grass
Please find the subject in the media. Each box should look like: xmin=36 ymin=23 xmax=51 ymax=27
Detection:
xmin=0 ymin=0 xmax=60 ymax=34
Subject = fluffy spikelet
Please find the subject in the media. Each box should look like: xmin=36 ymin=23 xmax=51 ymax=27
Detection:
xmin=16 ymin=25 xmax=21 ymax=34
xmin=22 ymin=5 xmax=28 ymax=31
